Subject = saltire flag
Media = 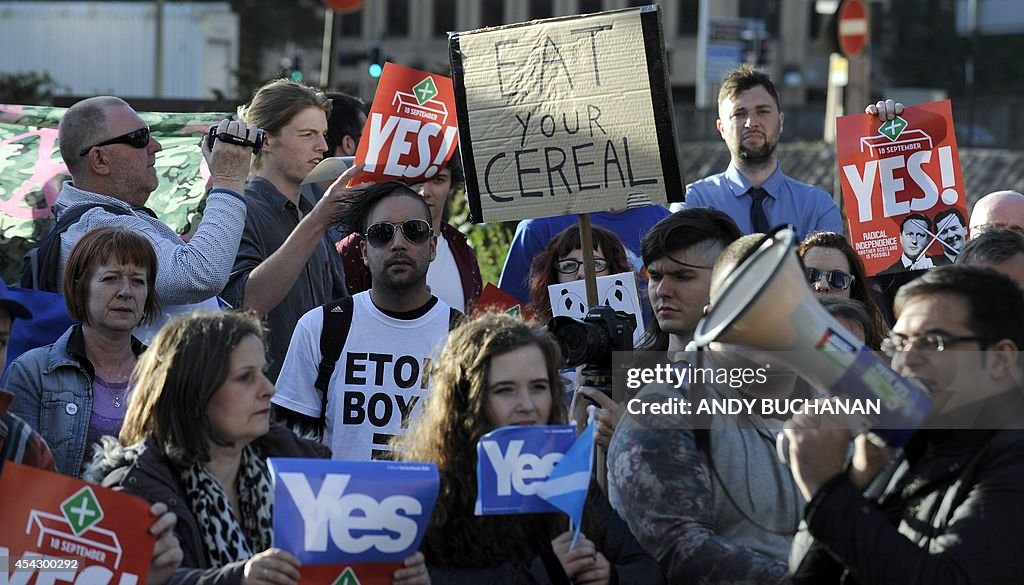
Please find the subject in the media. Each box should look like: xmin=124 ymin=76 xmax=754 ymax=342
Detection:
xmin=474 ymin=424 xmax=576 ymax=516
xmin=537 ymin=417 xmax=594 ymax=547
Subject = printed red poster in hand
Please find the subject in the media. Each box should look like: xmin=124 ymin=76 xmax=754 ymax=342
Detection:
xmin=0 ymin=462 xmax=156 ymax=585
xmin=837 ymin=99 xmax=968 ymax=276
xmin=351 ymin=62 xmax=459 ymax=186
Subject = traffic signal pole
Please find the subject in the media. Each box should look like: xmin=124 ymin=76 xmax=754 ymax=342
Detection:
xmin=320 ymin=7 xmax=336 ymax=88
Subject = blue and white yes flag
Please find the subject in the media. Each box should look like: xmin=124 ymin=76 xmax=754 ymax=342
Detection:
xmin=475 ymin=425 xmax=576 ymax=515
xmin=269 ymin=458 xmax=438 ymax=564
xmin=537 ymin=418 xmax=595 ymax=545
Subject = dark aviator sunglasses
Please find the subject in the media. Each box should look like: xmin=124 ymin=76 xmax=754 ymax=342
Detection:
xmin=364 ymin=220 xmax=433 ymax=248
xmin=805 ymin=267 xmax=855 ymax=291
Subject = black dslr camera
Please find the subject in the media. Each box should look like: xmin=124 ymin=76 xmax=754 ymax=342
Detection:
xmin=206 ymin=126 xmax=266 ymax=155
xmin=548 ymin=306 xmax=636 ymax=399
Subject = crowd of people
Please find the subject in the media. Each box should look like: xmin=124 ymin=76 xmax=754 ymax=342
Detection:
xmin=2 ymin=61 xmax=1023 ymax=585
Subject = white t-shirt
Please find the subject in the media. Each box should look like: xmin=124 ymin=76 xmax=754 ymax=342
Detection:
xmin=426 ymin=236 xmax=465 ymax=312
xmin=273 ymin=292 xmax=453 ymax=460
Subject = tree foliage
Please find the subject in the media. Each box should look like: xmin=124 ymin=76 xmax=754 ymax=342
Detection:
xmin=226 ymin=0 xmax=325 ymax=99
xmin=0 ymin=72 xmax=64 ymax=105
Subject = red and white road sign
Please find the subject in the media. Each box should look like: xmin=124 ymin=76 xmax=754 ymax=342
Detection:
xmin=838 ymin=0 xmax=868 ymax=58
xmin=323 ymin=0 xmax=362 ymax=13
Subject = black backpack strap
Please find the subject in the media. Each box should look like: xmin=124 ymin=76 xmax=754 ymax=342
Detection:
xmin=316 ymin=296 xmax=356 ymax=433
xmin=21 ymin=202 xmax=130 ymax=291
xmin=448 ymin=307 xmax=465 ymax=331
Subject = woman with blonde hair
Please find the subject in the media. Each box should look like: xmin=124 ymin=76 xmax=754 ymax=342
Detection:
xmin=395 ymin=312 xmax=663 ymax=585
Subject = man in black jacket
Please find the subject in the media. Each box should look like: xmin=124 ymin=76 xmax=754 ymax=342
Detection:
xmin=786 ymin=265 xmax=1024 ymax=585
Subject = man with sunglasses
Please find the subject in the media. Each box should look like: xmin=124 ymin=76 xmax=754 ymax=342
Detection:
xmin=787 ymin=265 xmax=1024 ymax=584
xmin=225 ymin=79 xmax=355 ymax=382
xmin=274 ymin=182 xmax=460 ymax=460
xmin=337 ymin=153 xmax=482 ymax=313
xmin=51 ymin=96 xmax=255 ymax=319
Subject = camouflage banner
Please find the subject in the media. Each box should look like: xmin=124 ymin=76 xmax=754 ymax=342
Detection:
xmin=0 ymin=104 xmax=230 ymax=279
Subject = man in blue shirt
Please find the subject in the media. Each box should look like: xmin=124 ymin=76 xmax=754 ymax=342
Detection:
xmin=675 ymin=65 xmax=843 ymax=239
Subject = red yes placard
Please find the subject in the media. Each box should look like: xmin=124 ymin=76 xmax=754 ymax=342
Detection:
xmin=836 ymin=100 xmax=968 ymax=276
xmin=351 ymin=62 xmax=459 ymax=186
xmin=0 ymin=462 xmax=155 ymax=585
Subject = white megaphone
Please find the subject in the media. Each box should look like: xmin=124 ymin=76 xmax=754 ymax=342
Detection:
xmin=693 ymin=227 xmax=931 ymax=446
xmin=302 ymin=156 xmax=356 ymax=185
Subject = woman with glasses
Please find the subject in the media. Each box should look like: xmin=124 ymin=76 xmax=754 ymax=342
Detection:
xmin=798 ymin=232 xmax=890 ymax=348
xmin=394 ymin=312 xmax=664 ymax=585
xmin=3 ymin=226 xmax=160 ymax=478
xmin=525 ymin=225 xmax=632 ymax=449
xmin=527 ymin=225 xmax=632 ymax=322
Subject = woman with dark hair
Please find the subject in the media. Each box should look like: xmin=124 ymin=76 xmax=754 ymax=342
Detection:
xmin=527 ymin=225 xmax=632 ymax=322
xmin=89 ymin=311 xmax=429 ymax=585
xmin=3 ymin=226 xmax=160 ymax=477
xmin=798 ymin=231 xmax=890 ymax=347
xmin=395 ymin=312 xmax=664 ymax=585
xmin=525 ymin=225 xmax=632 ymax=448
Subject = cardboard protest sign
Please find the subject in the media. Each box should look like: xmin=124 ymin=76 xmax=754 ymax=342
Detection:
xmin=836 ymin=100 xmax=968 ymax=276
xmin=269 ymin=458 xmax=438 ymax=585
xmin=351 ymin=63 xmax=460 ymax=186
xmin=475 ymin=425 xmax=576 ymax=515
xmin=450 ymin=6 xmax=683 ymax=223
xmin=0 ymin=462 xmax=155 ymax=585
xmin=548 ymin=271 xmax=646 ymax=346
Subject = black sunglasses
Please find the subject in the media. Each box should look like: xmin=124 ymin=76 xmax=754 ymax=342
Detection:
xmin=805 ymin=267 xmax=856 ymax=290
xmin=78 ymin=126 xmax=151 ymax=157
xmin=365 ymin=220 xmax=433 ymax=248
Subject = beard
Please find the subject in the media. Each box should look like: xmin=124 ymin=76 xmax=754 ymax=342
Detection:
xmin=737 ymin=132 xmax=778 ymax=165
xmin=374 ymin=255 xmax=428 ymax=290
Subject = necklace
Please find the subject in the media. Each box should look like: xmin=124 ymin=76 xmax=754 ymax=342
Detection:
xmin=108 ymin=386 xmax=127 ymax=409
xmin=95 ymin=374 xmax=131 ymax=408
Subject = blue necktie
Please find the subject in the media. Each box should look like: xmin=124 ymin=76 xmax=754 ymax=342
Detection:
xmin=749 ymin=187 xmax=770 ymax=233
